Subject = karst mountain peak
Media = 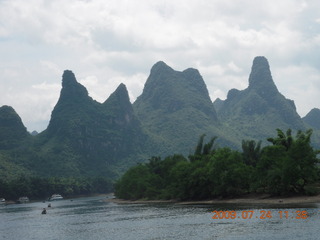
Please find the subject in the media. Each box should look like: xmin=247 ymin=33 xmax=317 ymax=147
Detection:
xmin=0 ymin=56 xmax=319 ymax=182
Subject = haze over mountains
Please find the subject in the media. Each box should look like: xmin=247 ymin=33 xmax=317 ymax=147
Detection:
xmin=0 ymin=56 xmax=319 ymax=179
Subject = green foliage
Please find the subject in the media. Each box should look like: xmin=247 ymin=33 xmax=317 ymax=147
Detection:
xmin=189 ymin=135 xmax=217 ymax=163
xmin=115 ymin=130 xmax=320 ymax=200
xmin=114 ymin=164 xmax=161 ymax=200
xmin=267 ymin=129 xmax=293 ymax=150
xmin=241 ymin=139 xmax=261 ymax=167
xmin=253 ymin=129 xmax=319 ymax=195
xmin=209 ymin=148 xmax=251 ymax=197
xmin=0 ymin=176 xmax=113 ymax=200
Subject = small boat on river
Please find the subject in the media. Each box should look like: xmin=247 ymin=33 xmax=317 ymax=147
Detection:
xmin=49 ymin=194 xmax=63 ymax=201
xmin=17 ymin=197 xmax=29 ymax=203
xmin=0 ymin=198 xmax=5 ymax=204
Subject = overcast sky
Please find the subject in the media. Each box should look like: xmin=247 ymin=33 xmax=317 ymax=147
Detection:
xmin=1 ymin=0 xmax=319 ymax=132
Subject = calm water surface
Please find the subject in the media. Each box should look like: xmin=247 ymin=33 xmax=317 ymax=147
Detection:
xmin=0 ymin=195 xmax=319 ymax=240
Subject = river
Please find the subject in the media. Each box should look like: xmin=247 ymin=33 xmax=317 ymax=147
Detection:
xmin=0 ymin=195 xmax=319 ymax=240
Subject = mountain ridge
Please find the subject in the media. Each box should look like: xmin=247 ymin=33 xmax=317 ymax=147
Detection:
xmin=0 ymin=56 xmax=319 ymax=181
xmin=0 ymin=105 xmax=29 ymax=150
xmin=214 ymin=56 xmax=306 ymax=143
xmin=133 ymin=60 xmax=221 ymax=155
xmin=303 ymin=108 xmax=320 ymax=130
xmin=12 ymin=70 xmax=149 ymax=178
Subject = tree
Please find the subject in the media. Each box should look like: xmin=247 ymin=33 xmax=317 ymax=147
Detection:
xmin=285 ymin=129 xmax=319 ymax=193
xmin=242 ymin=139 xmax=262 ymax=167
xmin=267 ymin=129 xmax=293 ymax=151
xmin=255 ymin=145 xmax=287 ymax=194
xmin=258 ymin=129 xmax=319 ymax=195
xmin=208 ymin=148 xmax=251 ymax=197
xmin=189 ymin=135 xmax=217 ymax=162
xmin=166 ymin=161 xmax=192 ymax=200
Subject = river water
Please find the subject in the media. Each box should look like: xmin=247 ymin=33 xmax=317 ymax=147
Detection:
xmin=0 ymin=195 xmax=319 ymax=240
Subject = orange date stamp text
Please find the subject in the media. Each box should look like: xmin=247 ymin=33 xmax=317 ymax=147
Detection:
xmin=211 ymin=210 xmax=308 ymax=220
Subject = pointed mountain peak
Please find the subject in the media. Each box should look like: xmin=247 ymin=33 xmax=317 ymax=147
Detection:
xmin=134 ymin=61 xmax=218 ymax=121
xmin=104 ymin=83 xmax=131 ymax=106
xmin=0 ymin=105 xmax=16 ymax=114
xmin=303 ymin=108 xmax=320 ymax=129
xmin=143 ymin=61 xmax=210 ymax=97
xmin=59 ymin=70 xmax=89 ymax=101
xmin=46 ymin=71 xmax=92 ymax=135
xmin=114 ymin=83 xmax=128 ymax=96
xmin=150 ymin=61 xmax=174 ymax=75
xmin=306 ymin=108 xmax=320 ymax=116
xmin=0 ymin=105 xmax=26 ymax=130
xmin=0 ymin=105 xmax=28 ymax=149
xmin=182 ymin=67 xmax=211 ymax=98
xmin=62 ymin=70 xmax=77 ymax=88
xmin=104 ymin=83 xmax=135 ymax=125
xmin=248 ymin=56 xmax=277 ymax=91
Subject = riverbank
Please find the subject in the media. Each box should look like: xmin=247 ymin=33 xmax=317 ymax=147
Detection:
xmin=107 ymin=193 xmax=320 ymax=205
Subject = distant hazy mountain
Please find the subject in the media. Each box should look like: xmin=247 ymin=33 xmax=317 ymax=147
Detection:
xmin=0 ymin=57 xmax=319 ymax=181
xmin=0 ymin=105 xmax=29 ymax=149
xmin=303 ymin=108 xmax=320 ymax=130
xmin=39 ymin=70 xmax=148 ymax=177
xmin=1 ymin=70 xmax=147 ymax=178
xmin=30 ymin=131 xmax=38 ymax=136
xmin=0 ymin=105 xmax=32 ymax=180
xmin=214 ymin=56 xmax=306 ymax=143
xmin=133 ymin=61 xmax=231 ymax=156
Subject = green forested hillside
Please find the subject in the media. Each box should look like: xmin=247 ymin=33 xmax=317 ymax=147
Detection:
xmin=214 ymin=56 xmax=308 ymax=147
xmin=0 ymin=71 xmax=148 ymax=199
xmin=303 ymin=108 xmax=320 ymax=148
xmin=33 ymin=70 xmax=148 ymax=178
xmin=0 ymin=105 xmax=30 ymax=150
xmin=303 ymin=108 xmax=320 ymax=129
xmin=0 ymin=57 xmax=319 ymax=200
xmin=133 ymin=61 xmax=235 ymax=156
xmin=115 ymin=130 xmax=320 ymax=200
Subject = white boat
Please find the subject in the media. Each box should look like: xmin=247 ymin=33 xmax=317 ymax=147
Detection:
xmin=49 ymin=194 xmax=63 ymax=201
xmin=0 ymin=198 xmax=5 ymax=204
xmin=17 ymin=197 xmax=29 ymax=203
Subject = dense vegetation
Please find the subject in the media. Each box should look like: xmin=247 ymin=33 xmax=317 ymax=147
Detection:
xmin=0 ymin=176 xmax=112 ymax=200
xmin=115 ymin=129 xmax=320 ymax=200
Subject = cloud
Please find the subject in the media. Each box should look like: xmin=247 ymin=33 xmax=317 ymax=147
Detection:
xmin=273 ymin=64 xmax=320 ymax=117
xmin=0 ymin=0 xmax=319 ymax=131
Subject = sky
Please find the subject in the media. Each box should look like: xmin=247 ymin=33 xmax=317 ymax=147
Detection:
xmin=0 ymin=0 xmax=319 ymax=132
